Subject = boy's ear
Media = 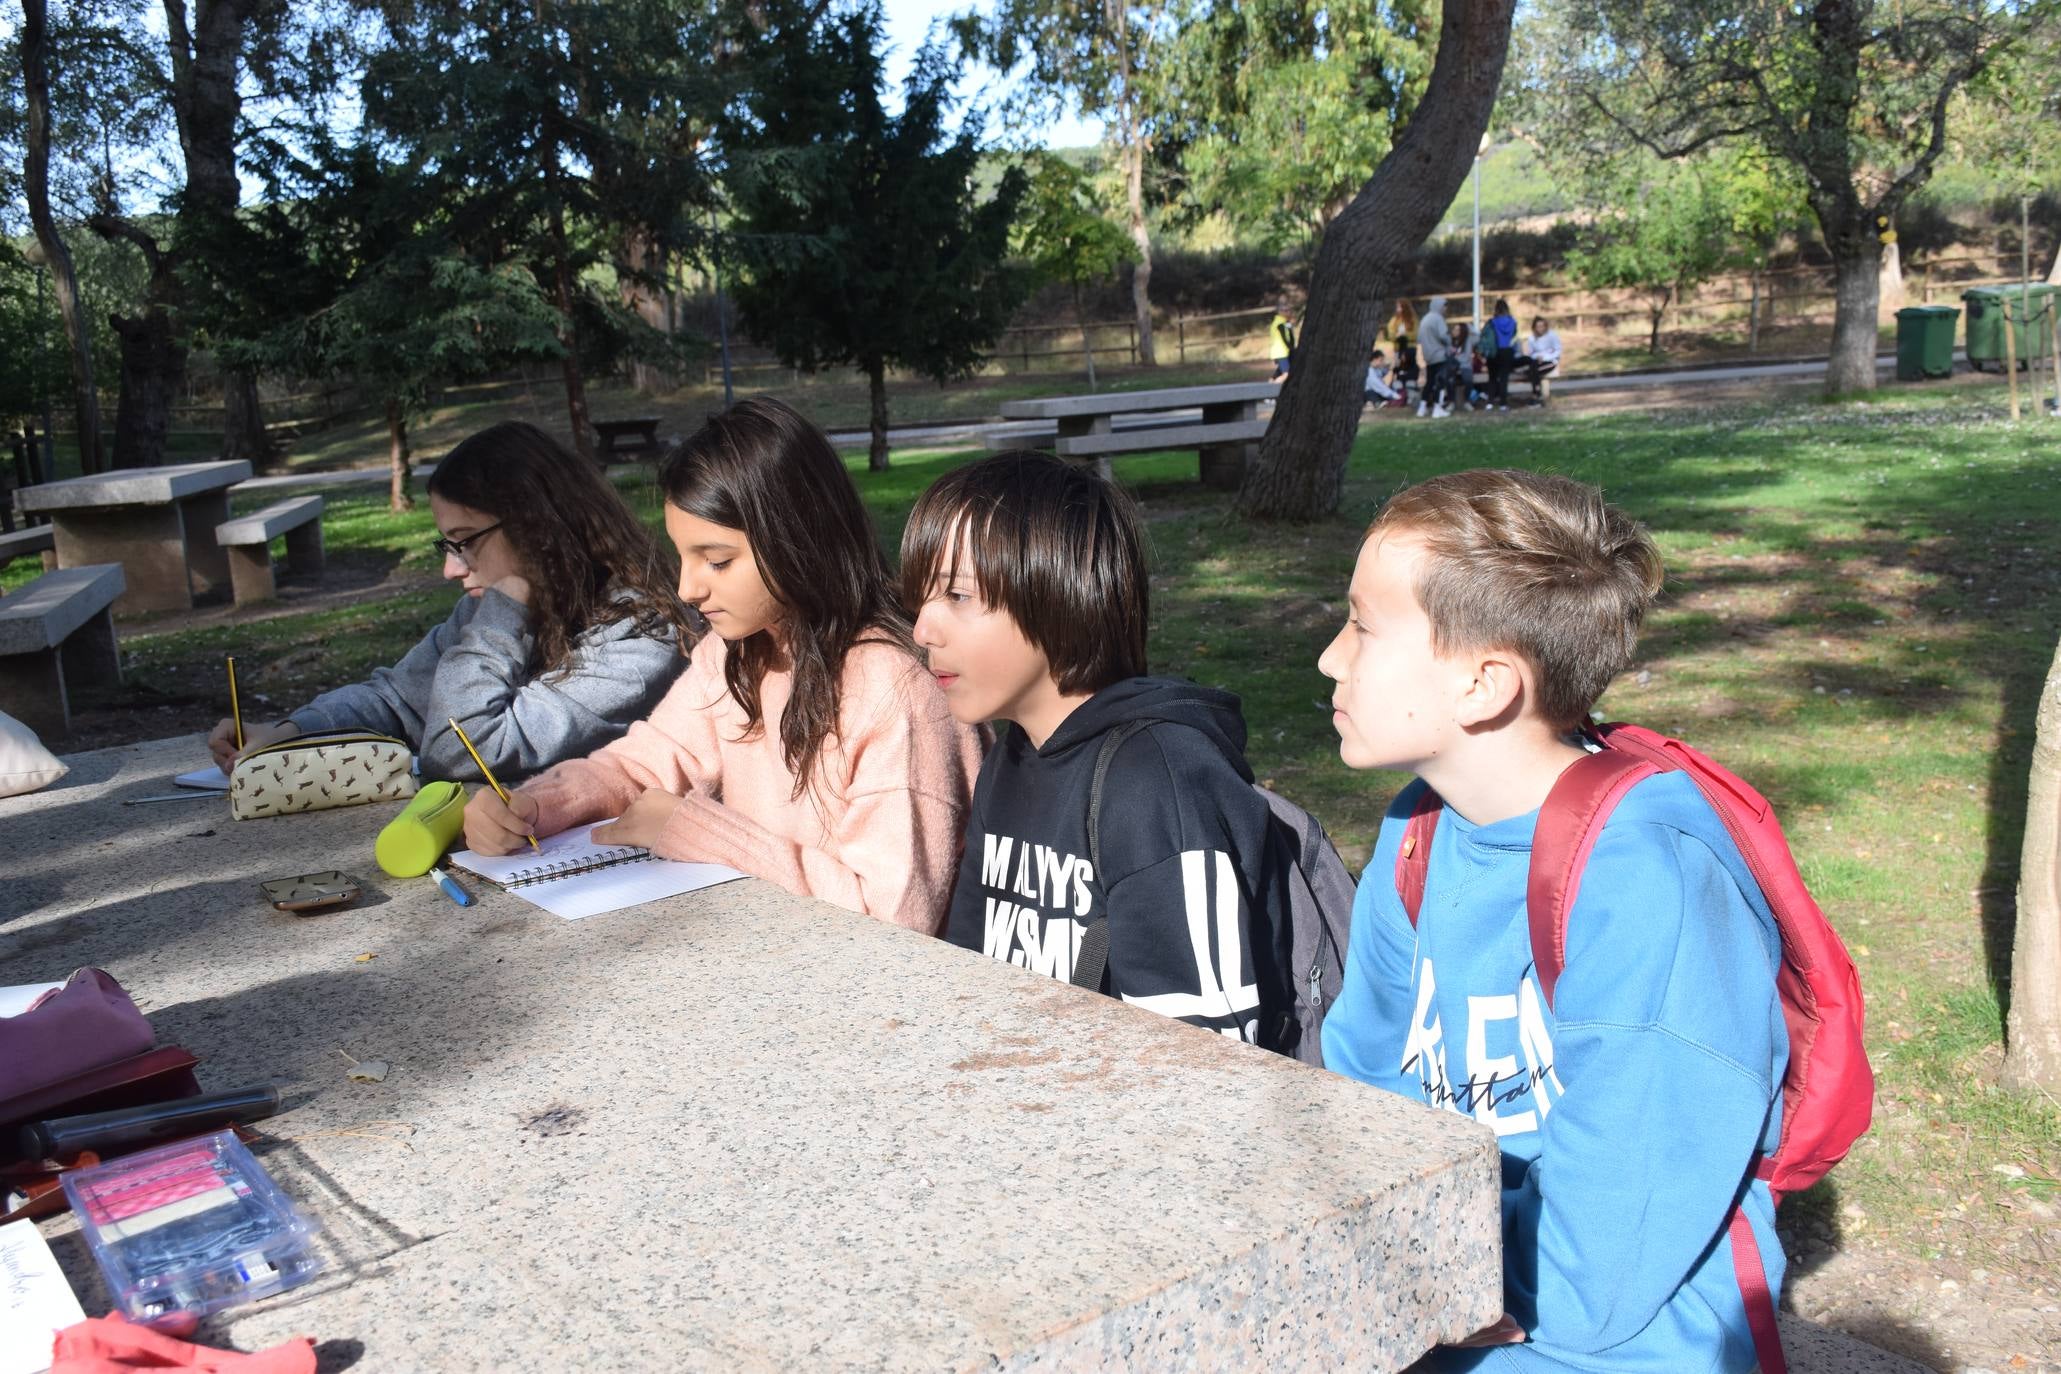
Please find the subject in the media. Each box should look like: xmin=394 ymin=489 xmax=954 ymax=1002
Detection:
xmin=1453 ymin=649 xmax=1528 ymax=729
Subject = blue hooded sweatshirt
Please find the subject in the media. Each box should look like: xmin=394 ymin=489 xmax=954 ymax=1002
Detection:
xmin=1323 ymin=772 xmax=1788 ymax=1373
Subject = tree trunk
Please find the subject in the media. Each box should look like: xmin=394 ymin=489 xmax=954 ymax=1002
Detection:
xmin=1826 ymin=239 xmax=1883 ymax=396
xmin=19 ymin=0 xmax=104 ymax=475
xmin=620 ymin=228 xmax=670 ymax=393
xmin=544 ymin=149 xmax=596 ymax=464
xmin=2005 ymin=637 xmax=2061 ymax=1096
xmin=1236 ymin=0 xmax=1518 ymax=521
xmin=89 ymin=214 xmax=187 ymax=468
xmin=386 ymin=397 xmax=414 ymax=512
xmin=1123 ymin=134 xmax=1157 ymax=368
xmin=1075 ymin=284 xmax=1099 ymax=390
xmin=865 ymin=359 xmax=891 ymax=472
xmin=221 ymin=370 xmax=274 ymax=471
xmin=1648 ymin=284 xmax=1673 ymax=355
xmin=106 ymin=308 xmax=185 ymax=469
xmin=166 ymin=0 xmax=268 ymax=455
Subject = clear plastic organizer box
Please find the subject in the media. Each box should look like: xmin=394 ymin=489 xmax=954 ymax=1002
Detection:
xmin=61 ymin=1129 xmax=324 ymax=1325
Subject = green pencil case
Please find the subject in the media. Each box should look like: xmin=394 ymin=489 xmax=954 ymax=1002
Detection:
xmin=375 ymin=780 xmax=469 ymax=878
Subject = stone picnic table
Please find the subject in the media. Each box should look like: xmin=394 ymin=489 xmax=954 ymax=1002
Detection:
xmin=2 ymin=736 xmax=1502 ymax=1373
xmin=995 ymin=382 xmax=1279 ymax=490
xmin=13 ymin=460 xmax=252 ymax=614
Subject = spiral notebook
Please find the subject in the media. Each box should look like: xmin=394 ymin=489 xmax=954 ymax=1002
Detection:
xmin=447 ymin=822 xmax=746 ymax=920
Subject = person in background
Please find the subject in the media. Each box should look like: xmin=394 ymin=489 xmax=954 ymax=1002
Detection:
xmin=1525 ymin=316 xmax=1563 ymax=403
xmin=1450 ymin=320 xmax=1481 ymax=411
xmin=1364 ymin=348 xmax=1403 ymax=407
xmin=1391 ymin=301 xmax=1421 ymax=403
xmin=1485 ymin=298 xmax=1521 ymax=411
xmin=1268 ymin=300 xmax=1299 ymax=381
xmin=208 ymin=421 xmax=692 ymax=782
xmin=1417 ymin=297 xmax=1453 ymax=419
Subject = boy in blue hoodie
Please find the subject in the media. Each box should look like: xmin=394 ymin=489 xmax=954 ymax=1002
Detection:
xmin=902 ymin=451 xmax=1295 ymax=1048
xmin=1317 ymin=470 xmax=1788 ymax=1372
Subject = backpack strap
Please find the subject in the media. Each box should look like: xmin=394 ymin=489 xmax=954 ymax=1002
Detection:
xmin=1395 ymin=787 xmax=1444 ymax=926
xmin=1071 ymin=721 xmax=1153 ymax=993
xmin=1527 ymin=749 xmax=1662 ymax=1008
xmin=1727 ymin=1205 xmax=1788 ymax=1374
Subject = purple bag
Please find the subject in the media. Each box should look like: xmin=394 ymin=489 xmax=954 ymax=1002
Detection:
xmin=0 ymin=968 xmax=155 ymax=1103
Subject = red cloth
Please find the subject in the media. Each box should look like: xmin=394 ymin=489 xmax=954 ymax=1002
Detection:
xmin=50 ymin=1313 xmax=314 ymax=1373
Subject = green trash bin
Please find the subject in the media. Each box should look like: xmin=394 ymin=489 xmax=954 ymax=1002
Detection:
xmin=1963 ymin=285 xmax=2059 ymax=371
xmin=1895 ymin=305 xmax=1958 ymax=380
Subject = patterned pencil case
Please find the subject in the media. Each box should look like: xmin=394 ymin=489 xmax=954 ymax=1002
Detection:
xmin=229 ymin=732 xmax=419 ymax=820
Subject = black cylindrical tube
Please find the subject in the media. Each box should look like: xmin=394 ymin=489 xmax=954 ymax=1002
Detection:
xmin=18 ymin=1084 xmax=282 ymax=1160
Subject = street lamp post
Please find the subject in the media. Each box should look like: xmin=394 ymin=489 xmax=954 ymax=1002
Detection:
xmin=1471 ymin=137 xmax=1487 ymax=326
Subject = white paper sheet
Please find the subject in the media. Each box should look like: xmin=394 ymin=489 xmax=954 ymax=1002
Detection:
xmin=0 ymin=1221 xmax=86 ymax=1374
xmin=174 ymin=765 xmax=231 ymax=790
xmin=448 ymin=822 xmax=746 ymax=920
xmin=0 ymin=983 xmax=65 ymax=1019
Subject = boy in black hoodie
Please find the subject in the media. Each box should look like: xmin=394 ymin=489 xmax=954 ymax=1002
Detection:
xmin=900 ymin=451 xmax=1293 ymax=1044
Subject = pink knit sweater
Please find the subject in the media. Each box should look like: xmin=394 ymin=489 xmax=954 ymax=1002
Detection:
xmin=521 ymin=633 xmax=983 ymax=933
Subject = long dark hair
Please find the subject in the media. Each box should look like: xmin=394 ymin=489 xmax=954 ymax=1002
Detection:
xmin=427 ymin=422 xmax=694 ymax=675
xmin=660 ymin=397 xmax=914 ymax=798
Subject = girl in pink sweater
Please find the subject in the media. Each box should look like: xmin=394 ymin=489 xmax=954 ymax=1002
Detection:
xmin=462 ymin=398 xmax=983 ymax=934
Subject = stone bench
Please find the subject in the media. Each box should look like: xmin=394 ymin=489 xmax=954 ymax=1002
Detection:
xmin=982 ymin=427 xmax=1059 ymax=452
xmin=0 ymin=525 xmax=56 ymax=573
xmin=1054 ymin=417 xmax=1271 ymax=490
xmin=593 ymin=417 xmax=664 ymax=461
xmin=0 ymin=563 xmax=124 ymax=736
xmin=214 ymin=496 xmax=325 ymax=605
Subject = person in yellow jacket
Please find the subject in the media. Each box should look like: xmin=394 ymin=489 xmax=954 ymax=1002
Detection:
xmin=1268 ymin=299 xmax=1298 ymax=380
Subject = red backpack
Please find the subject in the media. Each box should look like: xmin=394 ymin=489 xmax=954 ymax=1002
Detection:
xmin=1393 ymin=722 xmax=1874 ymax=1374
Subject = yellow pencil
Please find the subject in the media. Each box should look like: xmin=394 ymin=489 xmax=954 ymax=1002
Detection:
xmin=448 ymin=716 xmax=540 ymax=854
xmin=227 ymin=656 xmax=244 ymax=752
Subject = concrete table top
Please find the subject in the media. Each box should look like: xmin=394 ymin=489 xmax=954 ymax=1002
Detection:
xmin=15 ymin=461 xmax=252 ymax=513
xmin=998 ymin=382 xmax=1281 ymax=421
xmin=2 ymin=736 xmax=1502 ymax=1373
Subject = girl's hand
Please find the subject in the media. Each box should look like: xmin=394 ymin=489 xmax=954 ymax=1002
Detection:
xmin=592 ymin=788 xmax=684 ymax=849
xmin=464 ymin=787 xmax=542 ymax=856
xmin=209 ymin=718 xmax=298 ymax=772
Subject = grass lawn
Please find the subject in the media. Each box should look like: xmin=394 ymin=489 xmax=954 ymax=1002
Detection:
xmin=30 ymin=383 xmax=2061 ymax=1282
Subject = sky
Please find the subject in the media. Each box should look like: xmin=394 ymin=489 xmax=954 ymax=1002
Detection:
xmin=877 ymin=0 xmax=1104 ymax=148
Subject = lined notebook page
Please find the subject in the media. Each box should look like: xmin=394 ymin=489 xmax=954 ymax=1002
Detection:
xmin=448 ymin=822 xmax=747 ymax=920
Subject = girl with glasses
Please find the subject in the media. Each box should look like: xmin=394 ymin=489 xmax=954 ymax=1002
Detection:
xmin=462 ymin=397 xmax=983 ymax=933
xmin=207 ymin=422 xmax=694 ymax=781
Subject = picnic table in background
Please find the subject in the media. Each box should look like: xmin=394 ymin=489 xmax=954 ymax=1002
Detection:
xmin=992 ymin=382 xmax=1277 ymax=490
xmin=13 ymin=461 xmax=251 ymax=615
xmin=4 ymin=734 xmax=1503 ymax=1373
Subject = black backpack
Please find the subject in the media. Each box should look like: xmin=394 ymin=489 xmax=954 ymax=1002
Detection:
xmin=1071 ymin=720 xmax=1357 ymax=1066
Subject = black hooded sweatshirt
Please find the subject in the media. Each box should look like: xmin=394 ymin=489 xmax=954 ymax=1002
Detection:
xmin=943 ymin=676 xmax=1293 ymax=1043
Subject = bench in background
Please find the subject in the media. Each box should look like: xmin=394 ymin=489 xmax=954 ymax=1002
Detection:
xmin=997 ymin=382 xmax=1278 ymax=490
xmin=0 ymin=563 xmax=125 ymax=736
xmin=0 ymin=526 xmax=56 ymax=573
xmin=214 ymin=496 xmax=325 ymax=605
xmin=593 ymin=417 xmax=664 ymax=461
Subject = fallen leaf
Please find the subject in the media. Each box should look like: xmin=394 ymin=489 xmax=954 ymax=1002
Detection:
xmin=346 ymin=1060 xmax=390 ymax=1083
xmin=355 ymin=952 xmax=378 ymax=963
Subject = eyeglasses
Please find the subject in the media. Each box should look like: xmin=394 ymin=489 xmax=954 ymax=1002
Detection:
xmin=431 ymin=523 xmax=503 ymax=567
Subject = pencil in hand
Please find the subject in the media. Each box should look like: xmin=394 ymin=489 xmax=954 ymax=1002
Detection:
xmin=227 ymin=656 xmax=244 ymax=752
xmin=448 ymin=716 xmax=540 ymax=854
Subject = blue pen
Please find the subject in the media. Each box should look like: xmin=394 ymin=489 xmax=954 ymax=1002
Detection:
xmin=428 ymin=865 xmax=475 ymax=907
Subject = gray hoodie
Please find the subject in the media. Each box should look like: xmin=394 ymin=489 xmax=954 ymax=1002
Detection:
xmin=287 ymin=588 xmax=687 ymax=783
xmin=1418 ymin=297 xmax=1451 ymax=366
